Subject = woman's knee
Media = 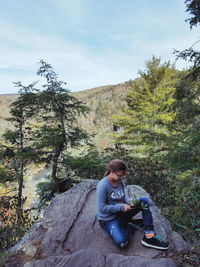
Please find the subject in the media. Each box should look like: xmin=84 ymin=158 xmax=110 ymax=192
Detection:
xmin=113 ymin=234 xmax=129 ymax=248
xmin=108 ymin=223 xmax=129 ymax=248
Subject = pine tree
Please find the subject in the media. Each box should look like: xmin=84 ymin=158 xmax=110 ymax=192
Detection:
xmin=169 ymin=0 xmax=200 ymax=169
xmin=185 ymin=0 xmax=200 ymax=29
xmin=34 ymin=60 xmax=89 ymax=191
xmin=1 ymin=84 xmax=38 ymax=224
xmin=112 ymin=57 xmax=179 ymax=157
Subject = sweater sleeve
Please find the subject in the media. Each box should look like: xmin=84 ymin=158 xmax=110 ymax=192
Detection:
xmin=97 ymin=182 xmax=124 ymax=214
xmin=121 ymin=180 xmax=131 ymax=205
xmin=124 ymin=195 xmax=131 ymax=205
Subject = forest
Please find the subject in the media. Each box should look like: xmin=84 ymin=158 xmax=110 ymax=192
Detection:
xmin=0 ymin=0 xmax=200 ymax=265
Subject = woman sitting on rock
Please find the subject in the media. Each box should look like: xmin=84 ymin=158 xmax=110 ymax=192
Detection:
xmin=96 ymin=159 xmax=169 ymax=250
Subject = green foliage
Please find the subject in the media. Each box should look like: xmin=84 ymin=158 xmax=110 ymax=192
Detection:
xmin=169 ymin=169 xmax=200 ymax=242
xmin=174 ymin=1 xmax=200 ymax=81
xmin=173 ymin=73 xmax=200 ymax=125
xmin=123 ymin=156 xmax=199 ymax=244
xmin=109 ymin=52 xmax=200 ymax=246
xmin=112 ymin=56 xmax=180 ymax=157
xmin=185 ymin=0 xmax=200 ymax=29
xmin=32 ymin=60 xmax=90 ymax=186
xmin=64 ymin=146 xmax=112 ymax=180
xmin=1 ymin=60 xmax=90 ymax=197
xmin=0 ymin=83 xmax=39 ymax=228
xmin=34 ymin=126 xmax=66 ymax=148
xmin=0 ymin=12 xmax=199 ymax=251
xmin=0 ymin=196 xmax=33 ymax=251
xmin=131 ymin=194 xmax=147 ymax=209
xmin=36 ymin=175 xmax=56 ymax=206
xmin=36 ymin=145 xmax=125 ymax=205
xmin=123 ymin=156 xmax=175 ymax=206
xmin=163 ymin=71 xmax=200 ymax=171
xmin=0 ymin=82 xmax=130 ymax=154
xmin=2 ymin=130 xmax=18 ymax=144
xmin=0 ymin=166 xmax=15 ymax=183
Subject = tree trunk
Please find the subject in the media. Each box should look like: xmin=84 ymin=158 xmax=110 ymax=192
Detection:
xmin=16 ymin=161 xmax=23 ymax=225
xmin=51 ymin=116 xmax=66 ymax=192
xmin=51 ymin=140 xmax=64 ymax=192
xmin=16 ymin=119 xmax=24 ymax=225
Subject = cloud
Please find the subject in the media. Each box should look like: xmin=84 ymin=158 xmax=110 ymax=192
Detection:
xmin=0 ymin=0 xmax=199 ymax=94
xmin=0 ymin=18 xmax=139 ymax=92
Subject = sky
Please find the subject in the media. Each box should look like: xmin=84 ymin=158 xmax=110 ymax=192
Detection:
xmin=0 ymin=0 xmax=199 ymax=94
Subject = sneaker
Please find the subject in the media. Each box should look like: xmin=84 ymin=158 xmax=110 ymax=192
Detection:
xmin=141 ymin=235 xmax=169 ymax=250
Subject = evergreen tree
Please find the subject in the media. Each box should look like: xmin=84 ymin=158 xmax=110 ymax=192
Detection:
xmin=185 ymin=0 xmax=200 ymax=29
xmin=174 ymin=0 xmax=200 ymax=78
xmin=1 ymin=84 xmax=38 ymax=224
xmin=33 ymin=60 xmax=89 ymax=191
xmin=170 ymin=0 xmax=200 ymax=169
xmin=112 ymin=57 xmax=179 ymax=157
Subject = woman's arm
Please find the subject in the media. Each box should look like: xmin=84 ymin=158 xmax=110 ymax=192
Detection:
xmin=120 ymin=180 xmax=131 ymax=205
xmin=124 ymin=195 xmax=131 ymax=205
xmin=97 ymin=182 xmax=124 ymax=214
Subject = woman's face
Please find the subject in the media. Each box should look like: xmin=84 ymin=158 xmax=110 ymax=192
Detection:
xmin=110 ymin=170 xmax=126 ymax=183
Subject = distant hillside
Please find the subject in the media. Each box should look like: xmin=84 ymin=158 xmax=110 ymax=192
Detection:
xmin=73 ymin=82 xmax=131 ymax=148
xmin=0 ymin=82 xmax=132 ymax=148
xmin=0 ymin=94 xmax=18 ymax=133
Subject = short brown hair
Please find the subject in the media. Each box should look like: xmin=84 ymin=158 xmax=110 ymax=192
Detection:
xmin=104 ymin=159 xmax=127 ymax=176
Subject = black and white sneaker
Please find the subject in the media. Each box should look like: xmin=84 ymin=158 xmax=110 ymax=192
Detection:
xmin=141 ymin=235 xmax=169 ymax=250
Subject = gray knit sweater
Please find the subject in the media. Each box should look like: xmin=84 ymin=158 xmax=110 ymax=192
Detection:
xmin=96 ymin=176 xmax=130 ymax=221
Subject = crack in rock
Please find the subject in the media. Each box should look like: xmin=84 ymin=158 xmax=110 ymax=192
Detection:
xmin=62 ymin=186 xmax=96 ymax=249
xmin=91 ymin=214 xmax=97 ymax=233
xmin=103 ymin=254 xmax=107 ymax=267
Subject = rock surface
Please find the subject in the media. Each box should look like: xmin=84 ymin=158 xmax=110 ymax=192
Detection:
xmin=11 ymin=179 xmax=190 ymax=266
xmin=23 ymin=249 xmax=176 ymax=267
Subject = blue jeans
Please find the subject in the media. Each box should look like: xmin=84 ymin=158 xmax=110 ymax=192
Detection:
xmin=99 ymin=197 xmax=153 ymax=248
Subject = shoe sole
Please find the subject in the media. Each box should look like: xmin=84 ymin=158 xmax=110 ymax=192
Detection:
xmin=141 ymin=240 xmax=169 ymax=250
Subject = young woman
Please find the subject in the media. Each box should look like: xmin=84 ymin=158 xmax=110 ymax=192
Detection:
xmin=96 ymin=159 xmax=169 ymax=250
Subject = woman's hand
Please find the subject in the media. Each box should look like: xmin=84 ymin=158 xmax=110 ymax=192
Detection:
xmin=123 ymin=204 xmax=132 ymax=212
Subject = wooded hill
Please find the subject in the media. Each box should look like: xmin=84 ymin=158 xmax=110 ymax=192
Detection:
xmin=0 ymin=81 xmax=131 ymax=149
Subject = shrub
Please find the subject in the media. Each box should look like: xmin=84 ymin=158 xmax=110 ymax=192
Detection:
xmin=0 ymin=196 xmax=32 ymax=251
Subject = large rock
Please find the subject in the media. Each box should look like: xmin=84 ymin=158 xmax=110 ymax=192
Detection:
xmin=23 ymin=249 xmax=176 ymax=267
xmin=10 ymin=180 xmax=190 ymax=266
